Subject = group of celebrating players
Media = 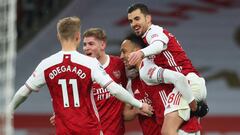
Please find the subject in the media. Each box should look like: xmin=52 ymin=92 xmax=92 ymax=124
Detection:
xmin=9 ymin=3 xmax=209 ymax=135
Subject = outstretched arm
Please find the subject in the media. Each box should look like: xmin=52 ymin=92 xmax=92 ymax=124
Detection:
xmin=106 ymin=81 xmax=153 ymax=115
xmin=9 ymin=85 xmax=32 ymax=112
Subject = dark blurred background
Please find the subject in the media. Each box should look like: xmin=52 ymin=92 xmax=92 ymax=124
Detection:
xmin=16 ymin=0 xmax=71 ymax=50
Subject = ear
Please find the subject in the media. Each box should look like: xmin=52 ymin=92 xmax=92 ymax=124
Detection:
xmin=57 ymin=33 xmax=61 ymax=41
xmin=101 ymin=41 xmax=107 ymax=50
xmin=75 ymin=32 xmax=81 ymax=41
xmin=146 ymin=15 xmax=152 ymax=23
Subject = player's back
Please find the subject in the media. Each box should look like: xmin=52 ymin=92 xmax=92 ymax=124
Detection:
xmin=92 ymin=55 xmax=127 ymax=135
xmin=42 ymin=51 xmax=102 ymax=135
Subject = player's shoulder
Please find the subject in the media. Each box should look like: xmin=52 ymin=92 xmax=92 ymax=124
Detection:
xmin=150 ymin=24 xmax=164 ymax=32
xmin=38 ymin=51 xmax=63 ymax=69
xmin=109 ymin=55 xmax=125 ymax=68
xmin=109 ymin=55 xmax=122 ymax=63
xmin=145 ymin=24 xmax=165 ymax=38
xmin=72 ymin=52 xmax=99 ymax=66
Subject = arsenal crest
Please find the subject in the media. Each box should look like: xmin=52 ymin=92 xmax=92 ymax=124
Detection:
xmin=113 ymin=70 xmax=121 ymax=79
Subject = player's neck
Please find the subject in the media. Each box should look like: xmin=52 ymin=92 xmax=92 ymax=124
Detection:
xmin=61 ymin=42 xmax=77 ymax=51
xmin=98 ymin=53 xmax=108 ymax=65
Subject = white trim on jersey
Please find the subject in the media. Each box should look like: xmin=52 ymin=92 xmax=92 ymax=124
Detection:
xmin=90 ymin=88 xmax=101 ymax=121
xmin=101 ymin=55 xmax=110 ymax=69
xmin=163 ymin=51 xmax=182 ymax=72
xmin=126 ymin=79 xmax=134 ymax=96
xmin=159 ymin=90 xmax=168 ymax=106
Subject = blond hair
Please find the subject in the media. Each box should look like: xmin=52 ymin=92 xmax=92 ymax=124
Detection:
xmin=83 ymin=28 xmax=107 ymax=42
xmin=57 ymin=16 xmax=81 ymax=40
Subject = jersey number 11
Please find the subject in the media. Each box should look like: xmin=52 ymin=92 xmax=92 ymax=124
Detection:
xmin=58 ymin=79 xmax=80 ymax=108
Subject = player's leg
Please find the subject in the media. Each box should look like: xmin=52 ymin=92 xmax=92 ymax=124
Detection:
xmin=186 ymin=73 xmax=207 ymax=101
xmin=186 ymin=73 xmax=209 ymax=117
xmin=178 ymin=129 xmax=201 ymax=135
xmin=161 ymin=111 xmax=184 ymax=135
xmin=162 ymin=89 xmax=190 ymax=135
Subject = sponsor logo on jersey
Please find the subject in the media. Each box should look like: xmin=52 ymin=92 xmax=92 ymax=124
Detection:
xmin=151 ymin=34 xmax=159 ymax=39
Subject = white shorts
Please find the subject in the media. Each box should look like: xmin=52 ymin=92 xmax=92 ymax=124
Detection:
xmin=178 ymin=129 xmax=201 ymax=135
xmin=164 ymin=72 xmax=207 ymax=121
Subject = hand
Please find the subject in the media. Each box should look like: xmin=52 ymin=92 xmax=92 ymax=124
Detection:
xmin=6 ymin=104 xmax=14 ymax=119
xmin=191 ymin=101 xmax=209 ymax=117
xmin=128 ymin=50 xmax=144 ymax=66
xmin=49 ymin=114 xmax=56 ymax=126
xmin=139 ymin=103 xmax=154 ymax=116
xmin=189 ymin=99 xmax=197 ymax=112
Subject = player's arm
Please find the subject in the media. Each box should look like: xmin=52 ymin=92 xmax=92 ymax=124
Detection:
xmin=128 ymin=28 xmax=168 ymax=65
xmin=128 ymin=41 xmax=164 ymax=65
xmin=92 ymin=63 xmax=153 ymax=115
xmin=8 ymin=85 xmax=32 ymax=112
xmin=140 ymin=59 xmax=195 ymax=104
xmin=140 ymin=40 xmax=165 ymax=57
xmin=9 ymin=61 xmax=45 ymax=113
xmin=105 ymin=81 xmax=142 ymax=108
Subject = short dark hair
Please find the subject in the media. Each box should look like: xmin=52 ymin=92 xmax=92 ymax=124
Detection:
xmin=127 ymin=3 xmax=150 ymax=15
xmin=125 ymin=33 xmax=146 ymax=49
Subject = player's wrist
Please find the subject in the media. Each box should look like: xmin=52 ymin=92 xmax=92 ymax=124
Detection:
xmin=140 ymin=49 xmax=146 ymax=58
xmin=139 ymin=102 xmax=143 ymax=109
xmin=139 ymin=50 xmax=145 ymax=58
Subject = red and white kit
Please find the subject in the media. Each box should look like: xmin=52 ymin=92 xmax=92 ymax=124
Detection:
xmin=141 ymin=25 xmax=207 ymax=133
xmin=26 ymin=51 xmax=112 ymax=135
xmin=127 ymin=76 xmax=161 ymax=135
xmin=92 ymin=55 xmax=127 ymax=135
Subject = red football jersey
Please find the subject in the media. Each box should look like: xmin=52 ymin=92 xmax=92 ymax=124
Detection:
xmin=26 ymin=51 xmax=113 ymax=135
xmin=142 ymin=24 xmax=199 ymax=76
xmin=129 ymin=76 xmax=161 ymax=135
xmin=92 ymin=55 xmax=127 ymax=135
xmin=142 ymin=24 xmax=201 ymax=132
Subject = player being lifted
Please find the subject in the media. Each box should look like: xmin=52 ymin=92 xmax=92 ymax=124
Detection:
xmin=121 ymin=33 xmax=208 ymax=135
xmin=127 ymin=3 xmax=208 ymax=135
xmin=8 ymin=16 xmax=153 ymax=135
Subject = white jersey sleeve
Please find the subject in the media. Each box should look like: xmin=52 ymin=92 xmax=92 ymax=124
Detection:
xmin=90 ymin=59 xmax=113 ymax=87
xmin=145 ymin=25 xmax=169 ymax=45
xmin=25 ymin=61 xmax=46 ymax=91
xmin=91 ymin=59 xmax=142 ymax=108
xmin=141 ymin=25 xmax=169 ymax=57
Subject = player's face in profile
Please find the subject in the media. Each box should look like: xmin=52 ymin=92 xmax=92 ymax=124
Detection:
xmin=120 ymin=40 xmax=136 ymax=69
xmin=128 ymin=9 xmax=150 ymax=36
xmin=83 ymin=36 xmax=103 ymax=59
